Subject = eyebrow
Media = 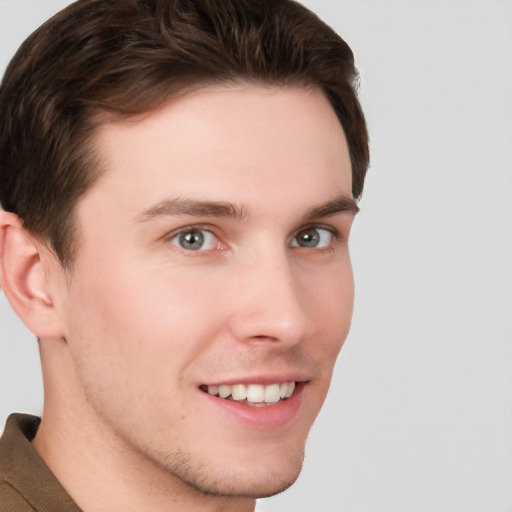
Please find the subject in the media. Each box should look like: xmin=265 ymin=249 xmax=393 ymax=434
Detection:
xmin=136 ymin=194 xmax=359 ymax=223
xmin=137 ymin=197 xmax=248 ymax=221
xmin=303 ymin=195 xmax=359 ymax=220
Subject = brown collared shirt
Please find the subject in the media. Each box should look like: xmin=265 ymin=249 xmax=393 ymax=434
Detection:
xmin=0 ymin=414 xmax=82 ymax=512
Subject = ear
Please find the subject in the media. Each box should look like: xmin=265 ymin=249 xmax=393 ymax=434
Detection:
xmin=0 ymin=210 xmax=65 ymax=339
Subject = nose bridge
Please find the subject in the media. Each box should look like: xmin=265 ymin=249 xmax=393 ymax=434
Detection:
xmin=229 ymin=243 xmax=313 ymax=344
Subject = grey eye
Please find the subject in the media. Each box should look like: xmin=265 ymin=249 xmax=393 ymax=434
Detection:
xmin=170 ymin=230 xmax=216 ymax=251
xmin=292 ymin=227 xmax=333 ymax=248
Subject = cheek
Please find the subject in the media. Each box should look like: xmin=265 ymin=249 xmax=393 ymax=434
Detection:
xmin=60 ymin=264 xmax=217 ymax=427
xmin=305 ymin=261 xmax=354 ymax=360
xmin=63 ymin=256 xmax=226 ymax=373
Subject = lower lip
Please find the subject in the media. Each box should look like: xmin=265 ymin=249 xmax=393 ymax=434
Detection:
xmin=200 ymin=382 xmax=306 ymax=429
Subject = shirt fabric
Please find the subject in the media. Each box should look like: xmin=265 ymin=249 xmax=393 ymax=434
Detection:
xmin=0 ymin=413 xmax=82 ymax=512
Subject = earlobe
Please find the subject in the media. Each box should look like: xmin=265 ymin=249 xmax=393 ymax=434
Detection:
xmin=0 ymin=210 xmax=65 ymax=339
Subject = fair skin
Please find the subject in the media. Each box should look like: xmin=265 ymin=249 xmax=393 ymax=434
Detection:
xmin=0 ymin=85 xmax=356 ymax=512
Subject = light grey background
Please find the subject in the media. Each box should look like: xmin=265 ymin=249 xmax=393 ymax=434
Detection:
xmin=1 ymin=1 xmax=511 ymax=511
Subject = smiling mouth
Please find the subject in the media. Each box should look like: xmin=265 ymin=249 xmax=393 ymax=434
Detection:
xmin=200 ymin=382 xmax=296 ymax=407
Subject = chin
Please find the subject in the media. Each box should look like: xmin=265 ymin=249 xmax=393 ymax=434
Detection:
xmin=160 ymin=445 xmax=305 ymax=499
xmin=224 ymin=458 xmax=304 ymax=499
xmin=201 ymin=464 xmax=304 ymax=499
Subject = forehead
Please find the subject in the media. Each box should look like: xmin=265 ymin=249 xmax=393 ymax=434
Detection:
xmin=82 ymin=85 xmax=352 ymax=221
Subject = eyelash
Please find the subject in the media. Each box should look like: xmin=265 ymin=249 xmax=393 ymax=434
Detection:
xmin=166 ymin=224 xmax=341 ymax=254
xmin=291 ymin=225 xmax=340 ymax=251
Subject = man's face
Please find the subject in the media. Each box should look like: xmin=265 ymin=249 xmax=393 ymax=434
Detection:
xmin=52 ymin=85 xmax=355 ymax=498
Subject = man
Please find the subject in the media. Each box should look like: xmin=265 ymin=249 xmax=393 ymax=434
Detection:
xmin=0 ymin=0 xmax=369 ymax=510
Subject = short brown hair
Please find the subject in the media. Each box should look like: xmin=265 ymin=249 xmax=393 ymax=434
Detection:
xmin=0 ymin=0 xmax=369 ymax=266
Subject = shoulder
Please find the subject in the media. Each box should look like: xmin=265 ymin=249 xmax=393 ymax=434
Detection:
xmin=0 ymin=480 xmax=35 ymax=512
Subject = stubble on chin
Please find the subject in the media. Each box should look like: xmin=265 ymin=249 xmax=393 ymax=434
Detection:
xmin=152 ymin=447 xmax=306 ymax=499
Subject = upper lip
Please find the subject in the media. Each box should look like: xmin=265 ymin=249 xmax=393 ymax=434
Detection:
xmin=199 ymin=372 xmax=312 ymax=387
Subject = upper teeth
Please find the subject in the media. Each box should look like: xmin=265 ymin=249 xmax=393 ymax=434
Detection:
xmin=206 ymin=382 xmax=295 ymax=404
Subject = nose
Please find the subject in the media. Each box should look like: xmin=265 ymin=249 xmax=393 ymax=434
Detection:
xmin=227 ymin=249 xmax=314 ymax=346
